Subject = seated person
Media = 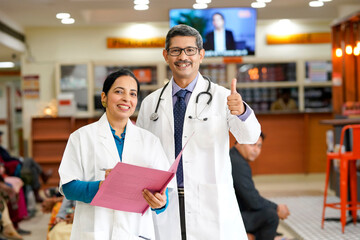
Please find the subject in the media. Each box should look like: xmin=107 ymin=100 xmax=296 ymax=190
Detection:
xmin=230 ymin=133 xmax=290 ymax=240
xmin=0 ymin=196 xmax=23 ymax=240
xmin=0 ymin=130 xmax=52 ymax=202
xmin=270 ymin=89 xmax=297 ymax=111
xmin=0 ymin=164 xmax=30 ymax=236
xmin=48 ymin=198 xmax=75 ymax=240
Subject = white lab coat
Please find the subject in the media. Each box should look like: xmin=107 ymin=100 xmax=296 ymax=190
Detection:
xmin=137 ymin=74 xmax=261 ymax=240
xmin=58 ymin=113 xmax=170 ymax=240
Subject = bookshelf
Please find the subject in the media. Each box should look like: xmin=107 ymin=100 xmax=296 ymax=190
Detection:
xmin=31 ymin=116 xmax=98 ymax=187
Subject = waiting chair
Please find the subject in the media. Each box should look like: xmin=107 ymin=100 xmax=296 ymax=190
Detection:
xmin=321 ymin=124 xmax=360 ymax=233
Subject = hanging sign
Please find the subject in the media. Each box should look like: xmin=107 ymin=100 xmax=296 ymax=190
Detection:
xmin=266 ymin=32 xmax=331 ymax=44
xmin=107 ymin=37 xmax=165 ymax=48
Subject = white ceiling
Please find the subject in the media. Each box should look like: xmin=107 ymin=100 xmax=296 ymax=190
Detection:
xmin=0 ymin=0 xmax=359 ymax=62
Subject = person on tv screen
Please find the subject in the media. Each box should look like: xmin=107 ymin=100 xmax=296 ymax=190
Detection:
xmin=204 ymin=12 xmax=236 ymax=51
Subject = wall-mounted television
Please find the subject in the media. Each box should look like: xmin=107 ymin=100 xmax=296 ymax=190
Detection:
xmin=169 ymin=7 xmax=257 ymax=57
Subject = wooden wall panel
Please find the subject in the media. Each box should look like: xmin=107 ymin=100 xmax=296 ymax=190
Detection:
xmin=331 ymin=13 xmax=360 ymax=113
xmin=304 ymin=113 xmax=333 ymax=173
xmin=344 ymin=23 xmax=356 ymax=102
xmin=230 ymin=113 xmax=333 ymax=175
xmin=331 ymin=26 xmax=344 ymax=114
xmin=357 ymin=54 xmax=360 ymax=101
xmin=253 ymin=114 xmax=305 ymax=174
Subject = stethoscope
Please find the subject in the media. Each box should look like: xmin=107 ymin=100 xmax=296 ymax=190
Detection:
xmin=150 ymin=76 xmax=213 ymax=122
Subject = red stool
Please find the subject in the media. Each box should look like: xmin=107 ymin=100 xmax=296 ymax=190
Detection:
xmin=321 ymin=124 xmax=360 ymax=233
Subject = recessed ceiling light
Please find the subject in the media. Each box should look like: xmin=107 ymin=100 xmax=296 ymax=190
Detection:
xmin=0 ymin=62 xmax=15 ymax=68
xmin=309 ymin=1 xmax=324 ymax=7
xmin=251 ymin=2 xmax=266 ymax=8
xmin=279 ymin=19 xmax=291 ymax=24
xmin=56 ymin=13 xmax=71 ymax=19
xmin=134 ymin=0 xmax=149 ymax=4
xmin=196 ymin=0 xmax=211 ymax=3
xmin=193 ymin=3 xmax=208 ymax=9
xmin=134 ymin=4 xmax=149 ymax=10
xmin=257 ymin=0 xmax=272 ymax=3
xmin=319 ymin=0 xmax=332 ymax=2
xmin=61 ymin=18 xmax=75 ymax=24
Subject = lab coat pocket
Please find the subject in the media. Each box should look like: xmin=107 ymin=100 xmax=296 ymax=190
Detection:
xmin=192 ymin=115 xmax=223 ymax=149
xmin=199 ymin=184 xmax=237 ymax=222
xmin=199 ymin=184 xmax=220 ymax=221
xmin=80 ymin=231 xmax=107 ymax=240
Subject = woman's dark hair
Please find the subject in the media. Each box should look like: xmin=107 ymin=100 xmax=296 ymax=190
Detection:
xmin=102 ymin=68 xmax=140 ymax=96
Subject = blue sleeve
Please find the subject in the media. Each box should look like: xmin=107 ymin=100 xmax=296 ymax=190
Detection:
xmin=62 ymin=180 xmax=101 ymax=203
xmin=237 ymin=102 xmax=252 ymax=121
xmin=151 ymin=188 xmax=169 ymax=215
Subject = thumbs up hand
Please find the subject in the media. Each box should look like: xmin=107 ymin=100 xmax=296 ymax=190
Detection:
xmin=227 ymin=78 xmax=245 ymax=115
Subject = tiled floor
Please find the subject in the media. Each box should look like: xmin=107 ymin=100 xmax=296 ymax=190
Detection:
xmin=255 ymin=173 xmax=328 ymax=240
xmin=18 ymin=173 xmax=342 ymax=240
xmin=270 ymin=195 xmax=360 ymax=240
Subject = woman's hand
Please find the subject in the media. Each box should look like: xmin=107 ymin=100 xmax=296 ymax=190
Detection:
xmin=142 ymin=189 xmax=167 ymax=209
xmin=99 ymin=169 xmax=113 ymax=188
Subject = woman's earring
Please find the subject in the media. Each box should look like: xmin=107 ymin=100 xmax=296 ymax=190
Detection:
xmin=102 ymin=101 xmax=107 ymax=108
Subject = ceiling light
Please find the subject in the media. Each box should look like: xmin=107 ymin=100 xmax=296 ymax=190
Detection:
xmin=309 ymin=1 xmax=324 ymax=7
xmin=196 ymin=0 xmax=211 ymax=3
xmin=257 ymin=0 xmax=272 ymax=3
xmin=61 ymin=18 xmax=75 ymax=24
xmin=134 ymin=0 xmax=149 ymax=4
xmin=251 ymin=2 xmax=266 ymax=8
xmin=279 ymin=19 xmax=291 ymax=24
xmin=0 ymin=62 xmax=15 ymax=68
xmin=193 ymin=3 xmax=208 ymax=9
xmin=319 ymin=0 xmax=332 ymax=2
xmin=56 ymin=13 xmax=71 ymax=19
xmin=134 ymin=4 xmax=149 ymax=10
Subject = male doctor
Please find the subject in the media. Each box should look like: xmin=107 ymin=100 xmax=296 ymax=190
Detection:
xmin=137 ymin=24 xmax=261 ymax=240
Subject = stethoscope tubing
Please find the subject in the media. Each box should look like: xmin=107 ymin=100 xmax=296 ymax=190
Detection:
xmin=150 ymin=76 xmax=212 ymax=121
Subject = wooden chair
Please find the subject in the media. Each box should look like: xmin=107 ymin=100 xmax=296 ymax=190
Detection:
xmin=321 ymin=124 xmax=360 ymax=233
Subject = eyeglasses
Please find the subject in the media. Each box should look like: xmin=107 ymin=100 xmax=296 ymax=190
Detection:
xmin=167 ymin=47 xmax=199 ymax=56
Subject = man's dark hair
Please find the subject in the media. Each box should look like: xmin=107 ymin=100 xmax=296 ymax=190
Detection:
xmin=260 ymin=132 xmax=265 ymax=140
xmin=234 ymin=132 xmax=265 ymax=145
xmin=212 ymin=12 xmax=225 ymax=21
xmin=165 ymin=24 xmax=203 ymax=50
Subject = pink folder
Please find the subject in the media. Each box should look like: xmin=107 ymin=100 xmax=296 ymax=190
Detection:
xmin=90 ymin=135 xmax=191 ymax=214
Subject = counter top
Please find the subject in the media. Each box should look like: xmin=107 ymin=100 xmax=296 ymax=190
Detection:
xmin=319 ymin=118 xmax=360 ymax=126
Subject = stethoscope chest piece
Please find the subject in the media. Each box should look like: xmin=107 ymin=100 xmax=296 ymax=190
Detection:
xmin=150 ymin=112 xmax=159 ymax=121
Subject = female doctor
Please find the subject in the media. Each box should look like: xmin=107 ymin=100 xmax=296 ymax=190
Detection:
xmin=58 ymin=69 xmax=170 ymax=240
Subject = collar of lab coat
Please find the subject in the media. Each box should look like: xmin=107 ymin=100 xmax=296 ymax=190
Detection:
xmin=159 ymin=73 xmax=209 ymax=133
xmin=97 ymin=113 xmax=140 ymax=164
